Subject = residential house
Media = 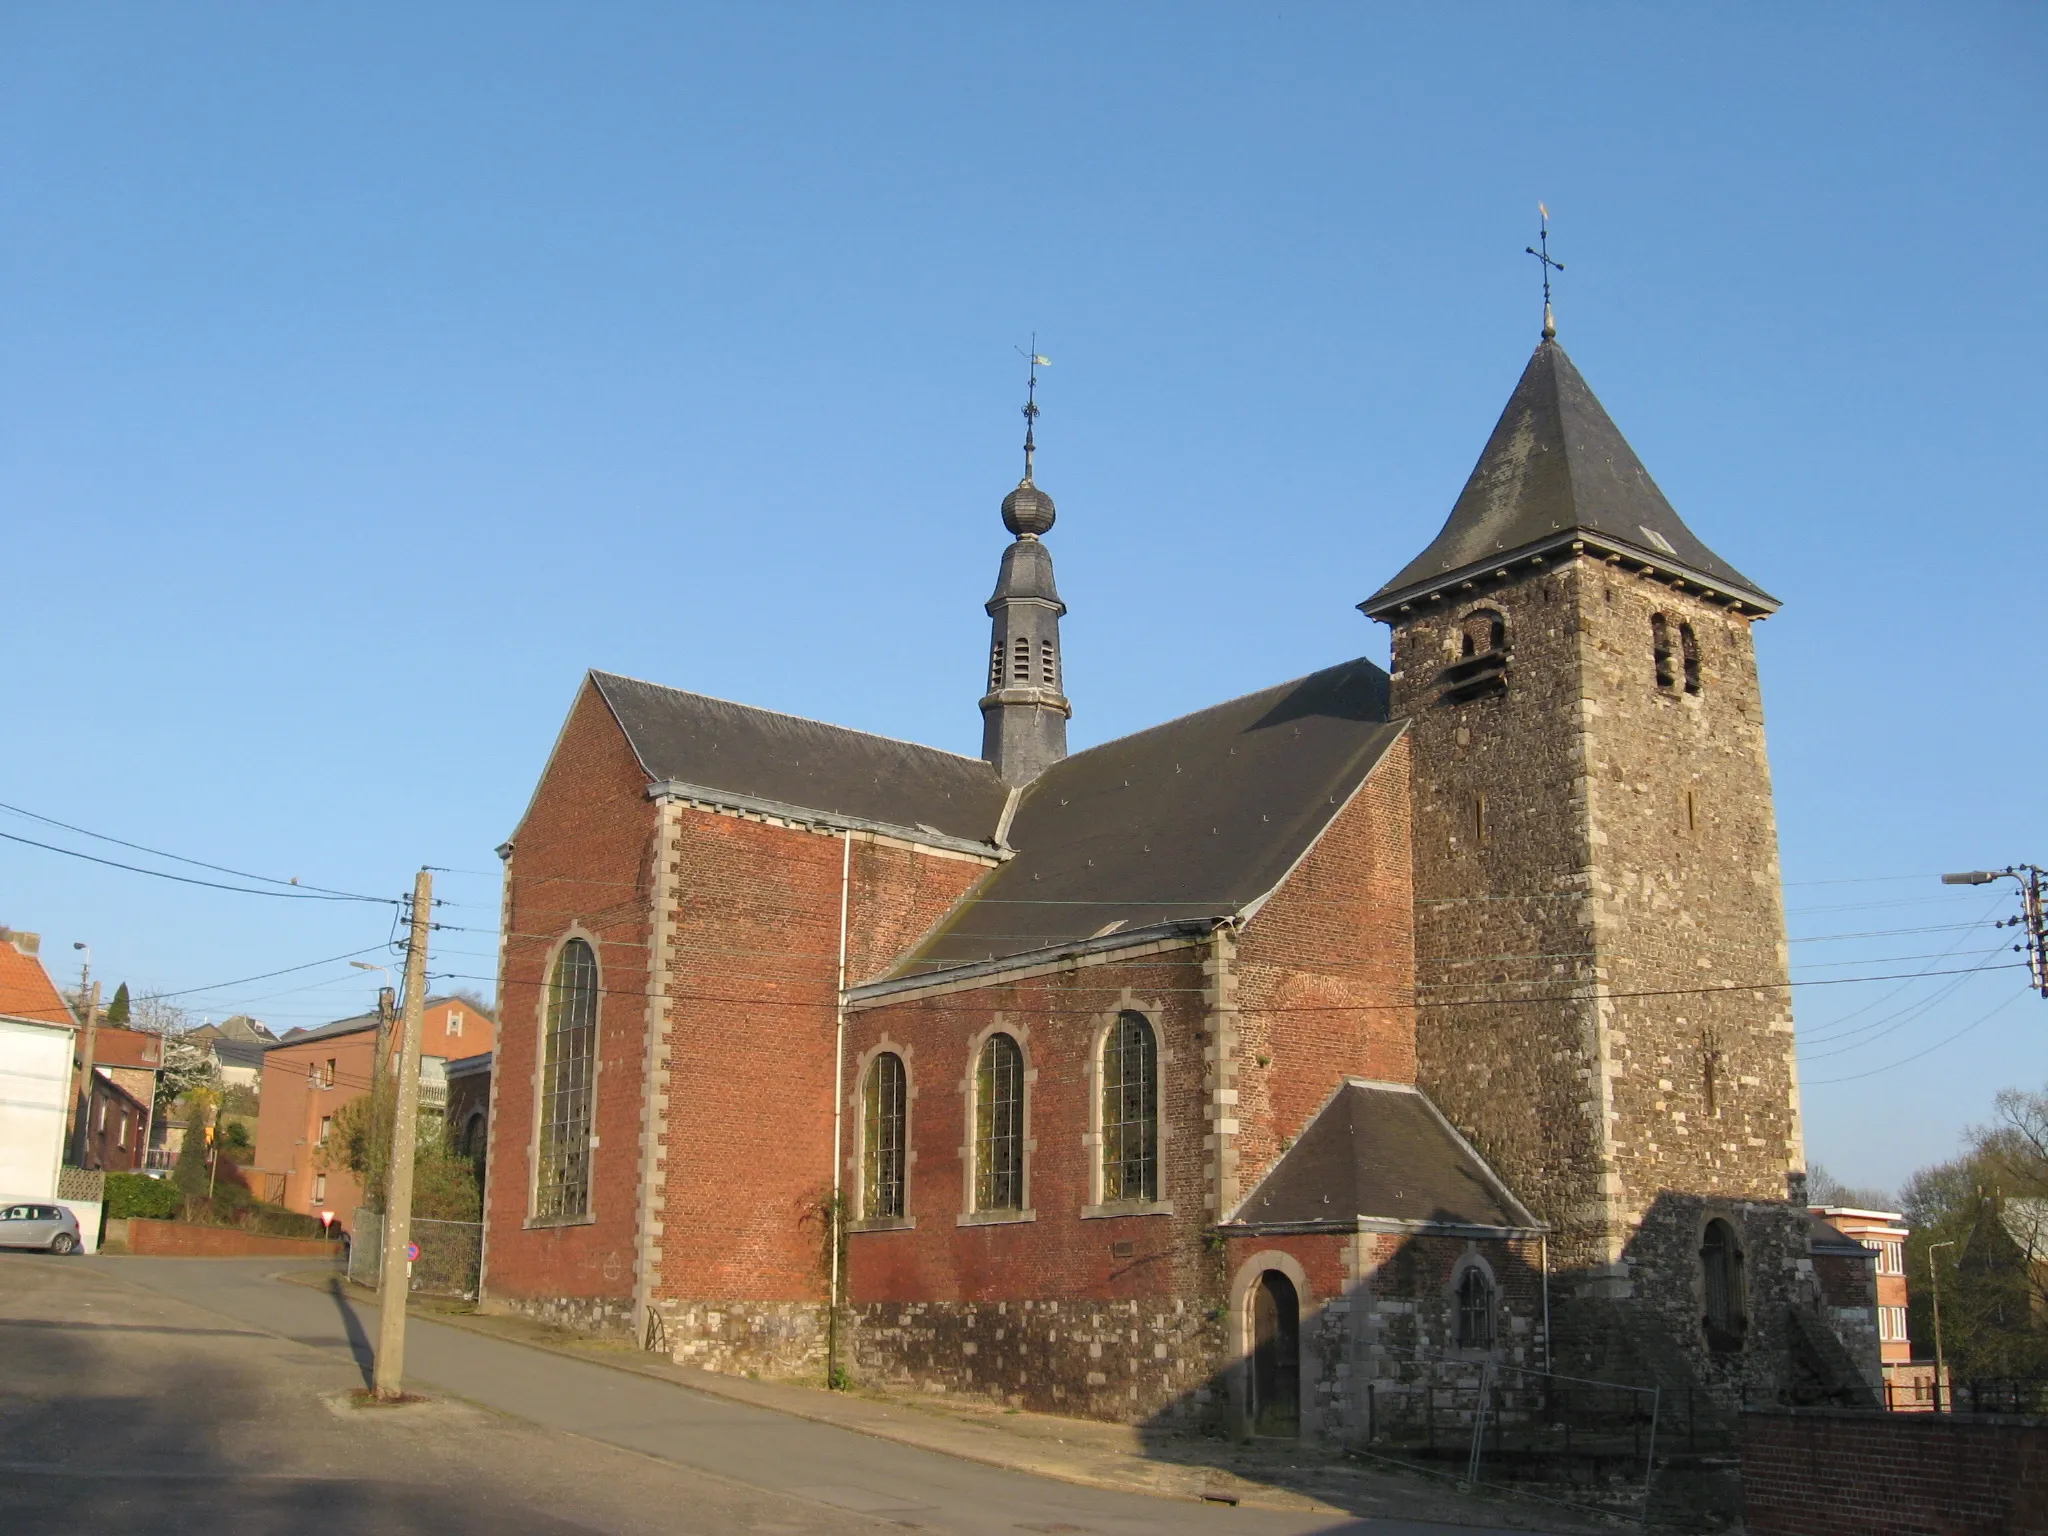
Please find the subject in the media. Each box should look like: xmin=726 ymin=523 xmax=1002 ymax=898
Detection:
xmin=81 ymin=1070 xmax=151 ymax=1172
xmin=446 ymin=1052 xmax=492 ymax=1182
xmin=190 ymin=1015 xmax=276 ymax=1090
xmin=250 ymin=997 xmax=495 ymax=1228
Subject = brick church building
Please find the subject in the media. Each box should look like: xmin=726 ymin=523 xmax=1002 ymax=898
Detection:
xmin=478 ymin=321 xmax=1880 ymax=1438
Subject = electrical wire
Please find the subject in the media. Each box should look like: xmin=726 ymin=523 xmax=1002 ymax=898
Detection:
xmin=0 ymin=827 xmax=397 ymax=904
xmin=0 ymin=799 xmax=396 ymax=903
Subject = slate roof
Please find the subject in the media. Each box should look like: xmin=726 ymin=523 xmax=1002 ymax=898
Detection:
xmin=1227 ymin=1079 xmax=1541 ymax=1234
xmin=883 ymin=658 xmax=1404 ymax=977
xmin=211 ymin=1038 xmax=266 ymax=1073
xmin=591 ymin=672 xmax=1009 ymax=848
xmin=1363 ymin=339 xmax=1776 ymax=616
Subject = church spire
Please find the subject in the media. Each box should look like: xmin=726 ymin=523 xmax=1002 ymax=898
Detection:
xmin=979 ymin=346 xmax=1070 ymax=786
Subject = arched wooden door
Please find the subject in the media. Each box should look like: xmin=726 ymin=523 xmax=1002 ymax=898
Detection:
xmin=1250 ymin=1270 xmax=1300 ymax=1436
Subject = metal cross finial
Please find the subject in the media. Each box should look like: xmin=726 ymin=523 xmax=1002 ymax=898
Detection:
xmin=1525 ymin=204 xmax=1564 ymax=339
xmin=1017 ymin=335 xmax=1049 ymax=482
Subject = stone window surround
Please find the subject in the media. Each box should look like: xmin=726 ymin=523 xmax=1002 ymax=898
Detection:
xmin=1697 ymin=1208 xmax=1751 ymax=1350
xmin=524 ymin=924 xmax=604 ymax=1231
xmin=1079 ymin=999 xmax=1175 ymax=1221
xmin=1225 ymin=1249 xmax=1318 ymax=1440
xmin=956 ymin=1018 xmax=1037 ymax=1226
xmin=849 ymin=1034 xmax=919 ymax=1232
xmin=1446 ymin=1245 xmax=1501 ymax=1356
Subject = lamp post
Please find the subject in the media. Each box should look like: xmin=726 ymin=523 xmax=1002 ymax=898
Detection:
xmin=69 ymin=942 xmax=101 ymax=1167
xmin=1928 ymin=1238 xmax=1957 ymax=1413
xmin=1942 ymin=867 xmax=2047 ymax=998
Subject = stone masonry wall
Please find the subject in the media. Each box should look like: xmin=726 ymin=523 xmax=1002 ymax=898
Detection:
xmin=1391 ymin=555 xmax=1798 ymax=1254
xmin=1390 ymin=562 xmax=1611 ymax=1269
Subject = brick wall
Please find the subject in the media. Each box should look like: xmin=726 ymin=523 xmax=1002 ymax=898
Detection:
xmin=484 ymin=679 xmax=658 ymax=1321
xmin=125 ymin=1219 xmax=341 ymax=1258
xmin=1742 ymin=1407 xmax=2048 ymax=1535
xmin=1232 ymin=736 xmax=1415 ymax=1202
xmin=484 ymin=676 xmax=995 ymax=1350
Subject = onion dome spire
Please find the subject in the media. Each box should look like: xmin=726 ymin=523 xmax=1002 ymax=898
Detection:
xmin=980 ymin=341 xmax=1070 ymax=786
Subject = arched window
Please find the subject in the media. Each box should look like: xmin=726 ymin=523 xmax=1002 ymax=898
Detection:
xmin=1101 ymin=1011 xmax=1158 ymax=1202
xmin=535 ymin=938 xmax=599 ymax=1219
xmin=988 ymin=643 xmax=1003 ymax=692
xmin=973 ymin=1033 xmax=1024 ymax=1212
xmin=1455 ymin=1266 xmax=1494 ymax=1349
xmin=862 ymin=1052 xmax=907 ymax=1220
xmin=1679 ymin=622 xmax=1701 ymax=695
xmin=1011 ymin=636 xmax=1031 ymax=684
xmin=459 ymin=1111 xmax=486 ymax=1161
xmin=1652 ymin=613 xmax=1675 ymax=689
xmin=1701 ymin=1218 xmax=1747 ymax=1351
xmin=1039 ymin=640 xmax=1057 ymax=687
xmin=1440 ymin=608 xmax=1509 ymax=704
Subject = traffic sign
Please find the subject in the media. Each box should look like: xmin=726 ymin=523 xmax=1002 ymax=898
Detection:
xmin=405 ymin=1242 xmax=420 ymax=1262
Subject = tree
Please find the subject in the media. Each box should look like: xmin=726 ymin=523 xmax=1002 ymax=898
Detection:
xmin=104 ymin=982 xmax=131 ymax=1026
xmin=1898 ymin=1081 xmax=2048 ymax=1383
xmin=314 ymin=1095 xmax=479 ymax=1221
xmin=172 ymin=1092 xmax=216 ymax=1203
xmin=1808 ymin=1163 xmax=1895 ymax=1211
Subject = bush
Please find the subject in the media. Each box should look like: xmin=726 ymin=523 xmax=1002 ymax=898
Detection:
xmin=104 ymin=1172 xmax=181 ymax=1220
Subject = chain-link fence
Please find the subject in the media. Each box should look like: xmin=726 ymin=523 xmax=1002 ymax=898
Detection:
xmin=347 ymin=1209 xmax=482 ymax=1299
xmin=1352 ymin=1346 xmax=1664 ymax=1527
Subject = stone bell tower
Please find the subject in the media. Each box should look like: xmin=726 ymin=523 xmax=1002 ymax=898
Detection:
xmin=1363 ymin=321 xmax=1822 ymax=1399
xmin=979 ymin=358 xmax=1071 ymax=786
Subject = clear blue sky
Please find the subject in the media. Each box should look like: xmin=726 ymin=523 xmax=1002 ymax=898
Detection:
xmin=3 ymin=6 xmax=2042 ymax=1194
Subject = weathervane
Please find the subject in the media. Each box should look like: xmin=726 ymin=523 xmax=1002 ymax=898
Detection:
xmin=1525 ymin=204 xmax=1564 ymax=340
xmin=1017 ymin=335 xmax=1050 ymax=482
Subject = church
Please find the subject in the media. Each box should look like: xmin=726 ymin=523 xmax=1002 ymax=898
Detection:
xmin=476 ymin=313 xmax=1882 ymax=1440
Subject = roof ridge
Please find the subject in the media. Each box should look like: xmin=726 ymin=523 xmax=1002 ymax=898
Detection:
xmin=590 ymin=670 xmax=996 ymax=768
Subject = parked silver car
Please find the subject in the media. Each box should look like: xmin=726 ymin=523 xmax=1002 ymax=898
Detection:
xmin=0 ymin=1202 xmax=82 ymax=1254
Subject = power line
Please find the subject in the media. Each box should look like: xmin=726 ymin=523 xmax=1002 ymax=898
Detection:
xmin=0 ymin=827 xmax=398 ymax=904
xmin=0 ymin=799 xmax=395 ymax=903
xmin=1804 ymin=989 xmax=2032 ymax=1085
xmin=150 ymin=946 xmax=396 ymax=999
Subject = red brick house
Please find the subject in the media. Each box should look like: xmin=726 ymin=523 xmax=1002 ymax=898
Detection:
xmin=482 ymin=331 xmax=1881 ymax=1437
xmin=252 ymin=996 xmax=494 ymax=1226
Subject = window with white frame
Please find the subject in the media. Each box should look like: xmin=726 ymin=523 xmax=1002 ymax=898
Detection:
xmin=313 ymin=1174 xmax=327 ymax=1204
xmin=1878 ymin=1305 xmax=1908 ymax=1343
xmin=447 ymin=1010 xmax=465 ymax=1038
xmin=318 ymin=1115 xmax=331 ymax=1145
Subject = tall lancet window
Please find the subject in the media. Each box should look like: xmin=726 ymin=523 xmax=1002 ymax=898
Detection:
xmin=535 ymin=938 xmax=599 ymax=1219
xmin=862 ymin=1052 xmax=907 ymax=1221
xmin=973 ymin=1033 xmax=1024 ymax=1212
xmin=1100 ymin=1012 xmax=1158 ymax=1202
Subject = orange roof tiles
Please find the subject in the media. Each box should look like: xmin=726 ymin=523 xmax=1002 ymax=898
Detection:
xmin=0 ymin=939 xmax=73 ymax=1028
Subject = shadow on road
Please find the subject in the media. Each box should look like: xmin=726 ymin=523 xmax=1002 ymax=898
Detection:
xmin=325 ymin=1276 xmax=376 ymax=1386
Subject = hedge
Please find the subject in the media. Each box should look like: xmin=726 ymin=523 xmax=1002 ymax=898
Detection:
xmin=104 ymin=1172 xmax=181 ymax=1220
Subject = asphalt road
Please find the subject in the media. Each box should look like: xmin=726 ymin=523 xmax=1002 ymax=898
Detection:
xmin=3 ymin=1253 xmax=1539 ymax=1536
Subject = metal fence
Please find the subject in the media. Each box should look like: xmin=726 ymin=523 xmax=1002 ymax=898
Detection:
xmin=1351 ymin=1346 xmax=1665 ymax=1528
xmin=347 ymin=1209 xmax=482 ymax=1299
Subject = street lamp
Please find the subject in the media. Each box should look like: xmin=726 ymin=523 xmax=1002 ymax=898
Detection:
xmin=1941 ymin=866 xmax=2047 ymax=998
xmin=1928 ymin=1238 xmax=1957 ymax=1413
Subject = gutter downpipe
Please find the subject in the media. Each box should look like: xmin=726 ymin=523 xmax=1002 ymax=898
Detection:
xmin=1541 ymin=1232 xmax=1552 ymax=1375
xmin=827 ymin=830 xmax=852 ymax=1388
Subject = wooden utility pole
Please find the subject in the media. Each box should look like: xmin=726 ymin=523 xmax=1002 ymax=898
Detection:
xmin=373 ymin=869 xmax=432 ymax=1400
xmin=69 ymin=979 xmax=102 ymax=1167
xmin=368 ymin=985 xmax=396 ymax=1207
